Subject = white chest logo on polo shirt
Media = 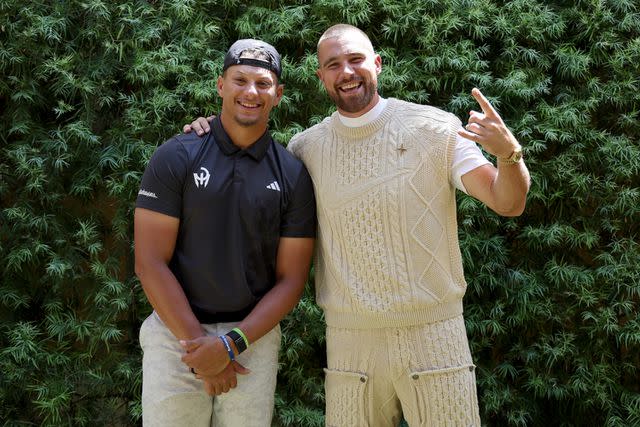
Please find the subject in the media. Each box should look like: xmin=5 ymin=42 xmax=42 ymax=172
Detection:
xmin=266 ymin=181 xmax=281 ymax=192
xmin=193 ymin=167 xmax=210 ymax=188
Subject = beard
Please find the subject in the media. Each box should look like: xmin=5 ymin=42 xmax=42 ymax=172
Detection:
xmin=328 ymin=78 xmax=377 ymax=114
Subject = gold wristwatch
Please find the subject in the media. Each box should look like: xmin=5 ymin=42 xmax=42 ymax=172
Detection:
xmin=498 ymin=145 xmax=523 ymax=164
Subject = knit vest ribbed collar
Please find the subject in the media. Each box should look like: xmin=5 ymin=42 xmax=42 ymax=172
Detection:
xmin=329 ymin=98 xmax=400 ymax=140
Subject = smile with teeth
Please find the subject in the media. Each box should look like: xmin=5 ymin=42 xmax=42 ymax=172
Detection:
xmin=239 ymin=101 xmax=260 ymax=108
xmin=339 ymin=81 xmax=362 ymax=92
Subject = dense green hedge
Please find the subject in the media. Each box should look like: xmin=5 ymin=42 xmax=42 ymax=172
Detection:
xmin=1 ymin=0 xmax=639 ymax=425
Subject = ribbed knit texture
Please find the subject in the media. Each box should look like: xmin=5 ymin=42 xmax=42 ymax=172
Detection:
xmin=288 ymin=98 xmax=467 ymax=329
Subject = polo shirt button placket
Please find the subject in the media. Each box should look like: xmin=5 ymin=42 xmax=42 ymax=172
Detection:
xmin=233 ymin=154 xmax=242 ymax=184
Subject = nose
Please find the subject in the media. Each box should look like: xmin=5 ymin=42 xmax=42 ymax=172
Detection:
xmin=245 ymin=82 xmax=259 ymax=96
xmin=340 ymin=62 xmax=355 ymax=77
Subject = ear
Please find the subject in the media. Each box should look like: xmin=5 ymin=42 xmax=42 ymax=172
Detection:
xmin=374 ymin=54 xmax=382 ymax=75
xmin=272 ymin=84 xmax=284 ymax=106
xmin=316 ymin=69 xmax=326 ymax=90
xmin=216 ymin=76 xmax=224 ymax=97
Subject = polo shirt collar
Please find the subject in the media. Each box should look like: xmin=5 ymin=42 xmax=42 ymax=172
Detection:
xmin=212 ymin=116 xmax=272 ymax=161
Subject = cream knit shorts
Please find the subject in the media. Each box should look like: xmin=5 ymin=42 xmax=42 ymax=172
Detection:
xmin=140 ymin=312 xmax=280 ymax=427
xmin=324 ymin=315 xmax=480 ymax=427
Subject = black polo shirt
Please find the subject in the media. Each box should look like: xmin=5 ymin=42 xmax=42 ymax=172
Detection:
xmin=136 ymin=117 xmax=316 ymax=323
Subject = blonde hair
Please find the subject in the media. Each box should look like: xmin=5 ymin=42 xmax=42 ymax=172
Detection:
xmin=317 ymin=24 xmax=374 ymax=53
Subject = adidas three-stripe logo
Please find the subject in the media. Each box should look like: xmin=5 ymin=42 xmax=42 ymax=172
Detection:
xmin=266 ymin=181 xmax=281 ymax=192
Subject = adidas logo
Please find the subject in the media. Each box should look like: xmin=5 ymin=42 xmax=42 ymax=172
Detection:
xmin=266 ymin=181 xmax=281 ymax=192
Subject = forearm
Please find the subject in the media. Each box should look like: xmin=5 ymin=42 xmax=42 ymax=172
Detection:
xmin=491 ymin=160 xmax=531 ymax=216
xmin=236 ymin=278 xmax=304 ymax=345
xmin=137 ymin=262 xmax=205 ymax=340
xmin=180 ymin=236 xmax=313 ymax=377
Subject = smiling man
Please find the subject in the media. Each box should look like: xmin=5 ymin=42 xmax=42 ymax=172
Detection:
xmin=134 ymin=39 xmax=316 ymax=427
xmin=287 ymin=24 xmax=529 ymax=427
xmin=314 ymin=28 xmax=380 ymax=116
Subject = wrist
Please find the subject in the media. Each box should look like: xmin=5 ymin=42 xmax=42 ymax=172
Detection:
xmin=226 ymin=328 xmax=249 ymax=355
xmin=497 ymin=144 xmax=523 ymax=164
xmin=227 ymin=339 xmax=239 ymax=356
xmin=218 ymin=335 xmax=235 ymax=361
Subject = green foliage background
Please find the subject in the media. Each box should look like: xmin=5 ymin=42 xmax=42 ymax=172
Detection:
xmin=1 ymin=0 xmax=639 ymax=425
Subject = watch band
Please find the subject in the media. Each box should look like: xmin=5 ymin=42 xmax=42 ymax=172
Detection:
xmin=226 ymin=329 xmax=248 ymax=354
xmin=498 ymin=145 xmax=523 ymax=164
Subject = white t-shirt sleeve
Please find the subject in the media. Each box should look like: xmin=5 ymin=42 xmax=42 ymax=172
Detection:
xmin=451 ymin=133 xmax=492 ymax=194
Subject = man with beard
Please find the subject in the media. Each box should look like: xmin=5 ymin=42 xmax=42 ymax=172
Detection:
xmin=135 ymin=39 xmax=316 ymax=427
xmin=186 ymin=25 xmax=530 ymax=426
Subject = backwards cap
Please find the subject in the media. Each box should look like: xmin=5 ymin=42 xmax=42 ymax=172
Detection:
xmin=222 ymin=39 xmax=282 ymax=78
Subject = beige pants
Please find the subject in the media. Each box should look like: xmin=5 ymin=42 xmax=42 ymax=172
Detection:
xmin=324 ymin=315 xmax=480 ymax=427
xmin=140 ymin=312 xmax=280 ymax=427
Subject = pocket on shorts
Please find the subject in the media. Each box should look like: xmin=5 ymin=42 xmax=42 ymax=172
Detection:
xmin=409 ymin=364 xmax=480 ymax=427
xmin=324 ymin=368 xmax=370 ymax=427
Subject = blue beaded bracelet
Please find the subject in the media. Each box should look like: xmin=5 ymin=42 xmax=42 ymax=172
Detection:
xmin=219 ymin=335 xmax=235 ymax=361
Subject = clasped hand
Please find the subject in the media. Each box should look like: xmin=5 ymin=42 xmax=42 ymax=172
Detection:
xmin=180 ymin=336 xmax=250 ymax=396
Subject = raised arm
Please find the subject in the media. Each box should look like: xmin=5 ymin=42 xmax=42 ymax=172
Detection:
xmin=457 ymin=88 xmax=530 ymax=216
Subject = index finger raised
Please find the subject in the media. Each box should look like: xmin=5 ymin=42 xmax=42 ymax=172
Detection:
xmin=471 ymin=88 xmax=499 ymax=118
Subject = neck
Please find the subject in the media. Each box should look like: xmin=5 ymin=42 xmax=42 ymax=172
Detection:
xmin=331 ymin=97 xmax=397 ymax=139
xmin=337 ymin=92 xmax=381 ymax=118
xmin=338 ymin=97 xmax=387 ymax=127
xmin=219 ymin=114 xmax=267 ymax=149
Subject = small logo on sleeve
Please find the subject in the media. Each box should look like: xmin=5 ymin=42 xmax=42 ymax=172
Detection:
xmin=266 ymin=181 xmax=281 ymax=192
xmin=138 ymin=189 xmax=158 ymax=199
xmin=193 ymin=167 xmax=211 ymax=188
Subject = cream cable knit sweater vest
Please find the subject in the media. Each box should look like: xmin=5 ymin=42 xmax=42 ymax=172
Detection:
xmin=288 ymin=98 xmax=468 ymax=329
